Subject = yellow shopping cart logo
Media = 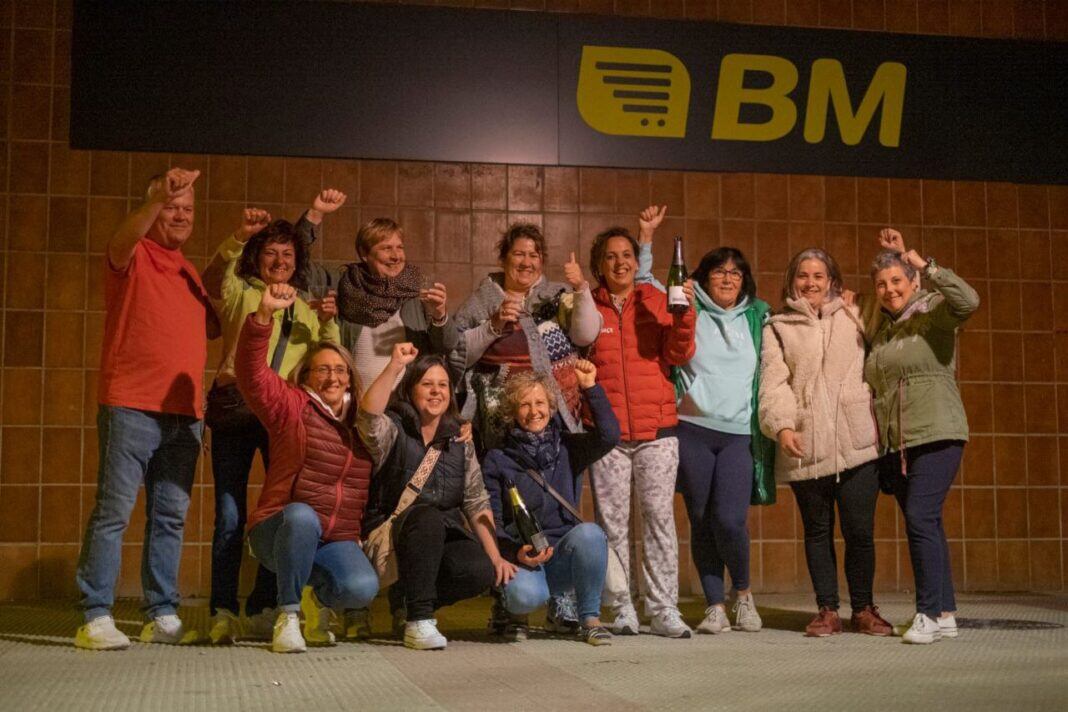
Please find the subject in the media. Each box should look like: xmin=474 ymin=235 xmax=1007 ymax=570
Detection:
xmin=577 ymin=46 xmax=691 ymax=138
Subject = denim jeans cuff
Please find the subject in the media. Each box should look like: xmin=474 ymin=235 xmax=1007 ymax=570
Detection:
xmin=145 ymin=604 xmax=177 ymax=620
xmin=84 ymin=607 xmax=112 ymax=624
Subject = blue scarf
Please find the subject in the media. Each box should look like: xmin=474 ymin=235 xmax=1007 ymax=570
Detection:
xmin=507 ymin=419 xmax=561 ymax=473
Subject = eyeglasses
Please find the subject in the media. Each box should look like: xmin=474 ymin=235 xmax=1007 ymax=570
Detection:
xmin=710 ymin=268 xmax=744 ymax=282
xmin=309 ymin=365 xmax=349 ymax=378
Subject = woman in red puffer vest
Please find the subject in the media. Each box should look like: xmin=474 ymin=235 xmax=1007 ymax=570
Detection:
xmin=236 ymin=284 xmax=378 ymax=654
xmin=586 ymin=226 xmax=696 ymax=639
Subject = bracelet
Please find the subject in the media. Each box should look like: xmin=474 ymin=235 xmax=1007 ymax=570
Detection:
xmin=431 ymin=314 xmax=449 ymax=327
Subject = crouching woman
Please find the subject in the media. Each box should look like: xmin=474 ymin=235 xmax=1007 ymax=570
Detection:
xmin=358 ymin=343 xmax=506 ymax=650
xmin=236 ymin=284 xmax=379 ymax=653
xmin=482 ymin=360 xmax=620 ymax=645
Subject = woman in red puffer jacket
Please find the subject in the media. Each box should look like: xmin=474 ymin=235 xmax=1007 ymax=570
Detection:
xmin=236 ymin=284 xmax=378 ymax=654
xmin=586 ymin=226 xmax=695 ymax=639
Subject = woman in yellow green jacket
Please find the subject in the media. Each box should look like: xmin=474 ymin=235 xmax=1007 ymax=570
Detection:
xmin=200 ymin=209 xmax=339 ymax=645
xmin=864 ymin=229 xmax=979 ymax=646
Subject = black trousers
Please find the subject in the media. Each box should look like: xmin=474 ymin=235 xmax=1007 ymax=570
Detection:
xmin=395 ymin=504 xmax=495 ymax=621
xmin=884 ymin=441 xmax=963 ymax=619
xmin=789 ymin=461 xmax=879 ymax=611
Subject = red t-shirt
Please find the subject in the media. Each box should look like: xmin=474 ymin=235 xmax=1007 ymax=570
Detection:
xmin=97 ymin=238 xmax=213 ymax=418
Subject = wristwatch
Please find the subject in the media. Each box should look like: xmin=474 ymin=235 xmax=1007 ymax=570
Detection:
xmin=923 ymin=256 xmax=938 ymax=277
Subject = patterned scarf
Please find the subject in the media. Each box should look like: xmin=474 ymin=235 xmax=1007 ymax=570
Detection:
xmin=508 ymin=419 xmax=561 ymax=473
xmin=337 ymin=262 xmax=422 ymax=328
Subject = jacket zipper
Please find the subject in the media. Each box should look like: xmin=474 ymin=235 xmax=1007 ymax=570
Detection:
xmin=324 ymin=427 xmax=355 ymax=539
xmin=617 ymin=306 xmax=636 ymax=439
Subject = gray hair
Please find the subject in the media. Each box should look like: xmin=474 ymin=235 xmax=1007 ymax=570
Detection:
xmin=783 ymin=247 xmax=844 ymax=303
xmin=502 ymin=370 xmax=558 ymax=422
xmin=870 ymin=250 xmax=916 ymax=281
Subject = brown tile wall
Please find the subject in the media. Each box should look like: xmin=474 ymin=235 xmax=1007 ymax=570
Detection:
xmin=1 ymin=0 xmax=1065 ymax=601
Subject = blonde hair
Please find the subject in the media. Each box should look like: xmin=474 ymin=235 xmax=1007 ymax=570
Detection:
xmin=502 ymin=371 xmax=558 ymax=423
xmin=356 ymin=217 xmax=403 ymax=259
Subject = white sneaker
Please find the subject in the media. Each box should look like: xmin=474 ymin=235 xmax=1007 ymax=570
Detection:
xmin=902 ymin=613 xmax=942 ymax=644
xmin=732 ymin=592 xmax=762 ymax=632
xmin=404 ymin=619 xmax=447 ymax=650
xmin=696 ymin=605 xmax=732 ymax=634
xmin=209 ymin=609 xmax=241 ymax=645
xmin=608 ymin=604 xmax=640 ymax=636
xmin=649 ymin=608 xmax=693 ymax=639
xmin=272 ymin=611 xmax=306 ymax=653
xmin=938 ymin=614 xmax=959 ymax=639
xmin=140 ymin=614 xmax=194 ymax=645
xmin=345 ymin=608 xmax=372 ymax=640
xmin=75 ymin=615 xmax=131 ymax=650
xmin=244 ymin=607 xmax=277 ymax=641
xmin=300 ymin=586 xmax=337 ymax=646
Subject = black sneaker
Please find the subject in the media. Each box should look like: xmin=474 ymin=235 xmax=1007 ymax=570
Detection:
xmin=489 ymin=596 xmax=529 ymax=642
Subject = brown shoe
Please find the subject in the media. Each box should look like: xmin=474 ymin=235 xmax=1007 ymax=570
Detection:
xmin=804 ymin=607 xmax=842 ymax=637
xmin=851 ymin=605 xmax=893 ymax=636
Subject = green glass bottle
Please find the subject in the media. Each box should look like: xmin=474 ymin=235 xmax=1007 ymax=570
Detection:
xmin=667 ymin=235 xmax=688 ymax=314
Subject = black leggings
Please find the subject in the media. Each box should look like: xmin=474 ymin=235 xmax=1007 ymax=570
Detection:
xmin=394 ymin=505 xmax=495 ymax=621
xmin=789 ymin=461 xmax=879 ymax=611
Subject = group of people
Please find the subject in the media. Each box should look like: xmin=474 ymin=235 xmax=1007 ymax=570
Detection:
xmin=74 ymin=166 xmax=976 ymax=653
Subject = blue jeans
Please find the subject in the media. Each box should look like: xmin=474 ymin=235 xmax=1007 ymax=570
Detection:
xmin=676 ymin=422 xmax=753 ymax=605
xmin=501 ymin=523 xmax=607 ymax=622
xmin=248 ymin=502 xmax=379 ymax=612
xmin=76 ymin=405 xmax=203 ymax=623
xmin=209 ymin=419 xmax=276 ymax=616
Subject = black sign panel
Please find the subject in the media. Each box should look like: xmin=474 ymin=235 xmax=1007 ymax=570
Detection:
xmin=71 ymin=1 xmax=1067 ymax=183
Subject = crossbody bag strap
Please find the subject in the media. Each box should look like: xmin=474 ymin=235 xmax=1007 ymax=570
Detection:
xmin=522 ymin=467 xmax=584 ymax=523
xmin=269 ymin=305 xmax=294 ymax=373
xmin=389 ymin=445 xmax=443 ymax=520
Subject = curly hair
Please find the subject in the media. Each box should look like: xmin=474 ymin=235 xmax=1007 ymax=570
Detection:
xmin=496 ymin=222 xmax=547 ymax=263
xmin=501 ymin=370 xmax=558 ymax=423
xmin=235 ymin=219 xmax=309 ymax=291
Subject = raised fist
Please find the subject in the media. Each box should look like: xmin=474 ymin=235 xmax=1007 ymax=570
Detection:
xmin=878 ymin=228 xmax=905 ymax=254
xmin=312 ymin=189 xmax=347 ymax=215
xmin=260 ymin=282 xmax=297 ymax=313
xmin=390 ymin=342 xmax=419 ymax=368
xmin=574 ymin=358 xmax=597 ymax=389
xmin=236 ymin=208 xmax=272 ymax=242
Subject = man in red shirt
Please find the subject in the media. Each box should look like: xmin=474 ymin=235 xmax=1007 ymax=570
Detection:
xmin=75 ymin=168 xmax=218 ymax=650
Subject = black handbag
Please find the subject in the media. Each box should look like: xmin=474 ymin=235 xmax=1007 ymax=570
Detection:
xmin=206 ymin=306 xmax=294 ymax=432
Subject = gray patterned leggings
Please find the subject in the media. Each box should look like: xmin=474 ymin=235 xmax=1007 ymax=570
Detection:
xmin=589 ymin=437 xmax=680 ymax=616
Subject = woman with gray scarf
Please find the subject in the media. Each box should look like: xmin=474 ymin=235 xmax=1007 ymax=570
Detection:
xmin=298 ymin=190 xmax=458 ymax=393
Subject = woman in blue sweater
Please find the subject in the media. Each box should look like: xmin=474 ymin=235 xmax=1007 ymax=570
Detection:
xmin=636 ymin=206 xmax=775 ymax=635
xmin=481 ymin=360 xmax=620 ymax=645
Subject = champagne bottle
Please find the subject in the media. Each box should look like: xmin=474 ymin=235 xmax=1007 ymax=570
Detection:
xmin=504 ymin=477 xmax=549 ymax=554
xmin=667 ymin=235 xmax=689 ymax=313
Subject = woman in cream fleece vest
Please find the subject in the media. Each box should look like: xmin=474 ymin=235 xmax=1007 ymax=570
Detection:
xmin=759 ymin=248 xmax=892 ymax=639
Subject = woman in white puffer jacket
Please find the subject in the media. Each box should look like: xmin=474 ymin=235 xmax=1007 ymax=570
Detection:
xmin=758 ymin=247 xmax=891 ymax=639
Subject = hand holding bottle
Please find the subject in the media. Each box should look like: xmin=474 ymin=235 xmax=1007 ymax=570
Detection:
xmin=516 ymin=544 xmax=554 ymax=567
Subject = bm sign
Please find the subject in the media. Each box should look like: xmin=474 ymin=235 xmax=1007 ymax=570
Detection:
xmin=72 ymin=2 xmax=1066 ymax=183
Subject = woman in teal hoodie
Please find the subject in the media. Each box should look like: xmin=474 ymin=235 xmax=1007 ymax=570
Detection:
xmin=636 ymin=206 xmax=774 ymax=635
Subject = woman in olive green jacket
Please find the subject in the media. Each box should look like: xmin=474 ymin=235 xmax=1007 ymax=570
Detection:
xmin=864 ymin=229 xmax=979 ymax=646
